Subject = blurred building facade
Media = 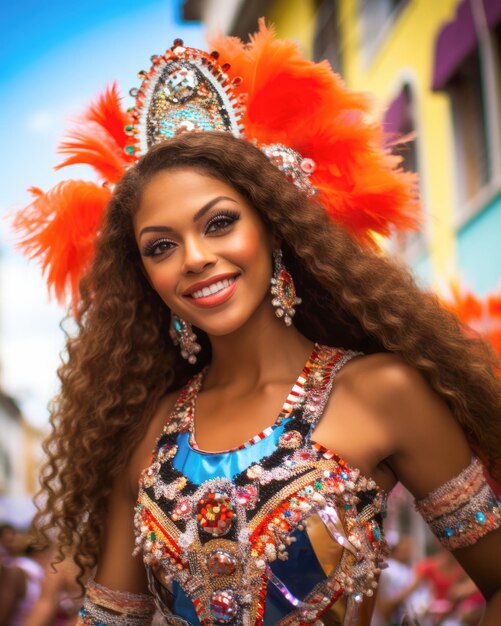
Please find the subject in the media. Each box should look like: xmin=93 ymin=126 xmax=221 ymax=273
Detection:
xmin=0 ymin=390 xmax=44 ymax=527
xmin=185 ymin=0 xmax=501 ymax=297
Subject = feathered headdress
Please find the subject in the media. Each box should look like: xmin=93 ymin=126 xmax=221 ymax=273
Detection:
xmin=13 ymin=20 xmax=420 ymax=307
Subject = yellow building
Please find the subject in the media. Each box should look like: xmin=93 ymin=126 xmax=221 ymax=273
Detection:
xmin=187 ymin=0 xmax=501 ymax=296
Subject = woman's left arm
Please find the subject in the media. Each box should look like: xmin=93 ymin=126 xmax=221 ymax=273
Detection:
xmin=367 ymin=356 xmax=501 ymax=624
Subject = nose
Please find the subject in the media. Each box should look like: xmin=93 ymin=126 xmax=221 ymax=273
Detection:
xmin=182 ymin=236 xmax=217 ymax=274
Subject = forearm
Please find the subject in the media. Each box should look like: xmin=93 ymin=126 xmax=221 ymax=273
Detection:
xmin=480 ymin=589 xmax=501 ymax=626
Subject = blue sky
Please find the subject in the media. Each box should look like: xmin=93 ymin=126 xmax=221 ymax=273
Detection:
xmin=0 ymin=0 xmax=205 ymax=427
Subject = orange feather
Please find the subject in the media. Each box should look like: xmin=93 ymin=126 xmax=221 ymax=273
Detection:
xmin=211 ymin=19 xmax=420 ymax=243
xmin=55 ymin=84 xmax=134 ymax=183
xmin=13 ymin=181 xmax=111 ymax=305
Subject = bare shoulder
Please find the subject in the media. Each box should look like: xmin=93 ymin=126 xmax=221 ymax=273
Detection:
xmin=332 ymin=352 xmax=472 ymax=497
xmin=126 ymin=389 xmax=180 ymax=497
xmin=336 ymin=351 xmax=453 ymax=429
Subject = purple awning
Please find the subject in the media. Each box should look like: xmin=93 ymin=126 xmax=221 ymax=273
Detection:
xmin=432 ymin=0 xmax=501 ymax=91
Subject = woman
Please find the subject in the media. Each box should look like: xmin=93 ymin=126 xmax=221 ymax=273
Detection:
xmin=16 ymin=26 xmax=501 ymax=626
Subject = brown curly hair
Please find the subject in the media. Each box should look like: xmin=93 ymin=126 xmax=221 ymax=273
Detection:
xmin=35 ymin=131 xmax=501 ymax=584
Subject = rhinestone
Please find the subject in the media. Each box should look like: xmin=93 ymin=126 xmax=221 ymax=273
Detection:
xmin=207 ymin=550 xmax=237 ymax=577
xmin=209 ymin=589 xmax=237 ymax=623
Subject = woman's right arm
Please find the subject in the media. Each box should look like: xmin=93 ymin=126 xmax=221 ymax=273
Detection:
xmin=77 ymin=392 xmax=178 ymax=625
xmin=77 ymin=449 xmax=156 ymax=624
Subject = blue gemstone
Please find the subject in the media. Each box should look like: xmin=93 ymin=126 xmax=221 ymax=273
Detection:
xmin=445 ymin=527 xmax=454 ymax=537
xmin=175 ymin=319 xmax=183 ymax=332
xmin=341 ymin=471 xmax=349 ymax=480
xmin=475 ymin=511 xmax=487 ymax=524
xmin=372 ymin=525 xmax=381 ymax=541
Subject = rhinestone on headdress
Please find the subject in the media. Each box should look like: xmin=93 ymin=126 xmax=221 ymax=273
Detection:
xmin=126 ymin=40 xmax=244 ymax=157
xmin=125 ymin=40 xmax=318 ymax=197
xmin=260 ymin=144 xmax=317 ymax=196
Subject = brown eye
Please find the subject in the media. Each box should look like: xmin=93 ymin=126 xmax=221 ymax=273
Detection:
xmin=142 ymin=238 xmax=176 ymax=257
xmin=205 ymin=211 xmax=240 ymax=234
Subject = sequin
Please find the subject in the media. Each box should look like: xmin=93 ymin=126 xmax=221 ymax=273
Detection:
xmin=196 ymin=491 xmax=235 ymax=537
xmin=278 ymin=430 xmax=303 ymax=449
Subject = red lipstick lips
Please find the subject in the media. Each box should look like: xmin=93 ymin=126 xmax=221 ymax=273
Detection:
xmin=183 ymin=273 xmax=240 ymax=308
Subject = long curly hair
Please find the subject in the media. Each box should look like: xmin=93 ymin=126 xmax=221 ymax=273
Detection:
xmin=36 ymin=131 xmax=501 ymax=584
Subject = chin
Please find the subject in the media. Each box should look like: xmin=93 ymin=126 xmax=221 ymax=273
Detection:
xmin=191 ymin=308 xmax=256 ymax=338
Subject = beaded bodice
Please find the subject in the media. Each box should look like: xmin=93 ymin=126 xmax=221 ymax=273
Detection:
xmin=134 ymin=346 xmax=389 ymax=626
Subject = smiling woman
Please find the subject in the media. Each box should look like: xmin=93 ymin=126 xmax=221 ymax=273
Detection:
xmin=14 ymin=24 xmax=501 ymax=626
xmin=135 ymin=169 xmax=275 ymax=338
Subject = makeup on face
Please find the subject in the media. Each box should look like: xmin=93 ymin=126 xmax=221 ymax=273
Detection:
xmin=134 ymin=168 xmax=275 ymax=337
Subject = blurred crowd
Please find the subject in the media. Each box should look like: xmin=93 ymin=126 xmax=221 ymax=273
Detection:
xmin=373 ymin=535 xmax=485 ymax=626
xmin=0 ymin=523 xmax=81 ymax=626
xmin=0 ymin=521 xmax=485 ymax=626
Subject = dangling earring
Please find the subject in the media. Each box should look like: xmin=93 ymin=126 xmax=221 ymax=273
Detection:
xmin=270 ymin=249 xmax=301 ymax=326
xmin=169 ymin=314 xmax=201 ymax=364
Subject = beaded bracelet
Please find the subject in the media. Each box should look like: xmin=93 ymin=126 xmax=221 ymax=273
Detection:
xmin=77 ymin=578 xmax=156 ymax=626
xmin=415 ymin=457 xmax=501 ymax=550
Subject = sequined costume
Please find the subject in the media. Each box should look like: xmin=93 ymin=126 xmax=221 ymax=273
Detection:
xmin=131 ymin=344 xmax=501 ymax=626
xmin=134 ymin=345 xmax=388 ymax=625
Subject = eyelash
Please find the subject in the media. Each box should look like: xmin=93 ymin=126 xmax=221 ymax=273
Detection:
xmin=205 ymin=210 xmax=240 ymax=234
xmin=142 ymin=210 xmax=240 ymax=257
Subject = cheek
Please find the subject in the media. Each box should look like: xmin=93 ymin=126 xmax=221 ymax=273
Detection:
xmin=144 ymin=263 xmax=178 ymax=304
xmin=229 ymin=225 xmax=271 ymax=269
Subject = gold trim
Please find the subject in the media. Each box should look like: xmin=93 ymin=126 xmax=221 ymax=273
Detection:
xmin=248 ymin=460 xmax=346 ymax=532
xmin=139 ymin=490 xmax=181 ymax=541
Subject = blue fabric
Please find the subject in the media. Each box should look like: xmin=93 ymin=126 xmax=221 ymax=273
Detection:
xmin=168 ymin=418 xmax=329 ymax=623
xmin=171 ymin=580 xmax=201 ymax=625
xmin=263 ymin=529 xmax=328 ymax=623
xmin=172 ymin=418 xmax=292 ymax=484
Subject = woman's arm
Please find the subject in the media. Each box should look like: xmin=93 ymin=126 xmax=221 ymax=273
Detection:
xmin=77 ymin=392 xmax=178 ymax=626
xmin=369 ymin=356 xmax=501 ymax=625
xmin=76 ymin=469 xmax=155 ymax=625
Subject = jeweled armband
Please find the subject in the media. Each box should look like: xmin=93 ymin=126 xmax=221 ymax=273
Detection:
xmin=415 ymin=457 xmax=501 ymax=550
xmin=77 ymin=578 xmax=156 ymax=626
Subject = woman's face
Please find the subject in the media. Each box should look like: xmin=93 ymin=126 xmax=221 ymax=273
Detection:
xmin=134 ymin=167 xmax=276 ymax=336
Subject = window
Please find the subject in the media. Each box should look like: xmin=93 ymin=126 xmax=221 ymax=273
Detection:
xmin=384 ymin=84 xmax=425 ymax=261
xmin=449 ymin=51 xmax=490 ymax=204
xmin=313 ymin=0 xmax=343 ymax=73
xmin=432 ymin=0 xmax=501 ymax=225
xmin=358 ymin=0 xmax=409 ymax=63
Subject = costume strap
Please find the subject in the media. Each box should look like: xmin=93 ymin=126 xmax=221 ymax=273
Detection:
xmin=302 ymin=348 xmax=362 ymax=429
xmin=415 ymin=457 xmax=501 ymax=550
xmin=77 ymin=578 xmax=156 ymax=626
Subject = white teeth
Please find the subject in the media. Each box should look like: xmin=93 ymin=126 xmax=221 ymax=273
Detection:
xmin=191 ymin=277 xmax=236 ymax=299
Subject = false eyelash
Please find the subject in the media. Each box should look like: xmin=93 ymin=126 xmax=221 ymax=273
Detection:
xmin=205 ymin=210 xmax=240 ymax=232
xmin=142 ymin=238 xmax=175 ymax=257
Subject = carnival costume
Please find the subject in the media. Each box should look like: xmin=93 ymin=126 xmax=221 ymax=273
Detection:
xmin=13 ymin=21 xmax=501 ymax=626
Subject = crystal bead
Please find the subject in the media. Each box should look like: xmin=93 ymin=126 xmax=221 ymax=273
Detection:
xmin=209 ymin=589 xmax=237 ymax=623
xmin=207 ymin=550 xmax=237 ymax=577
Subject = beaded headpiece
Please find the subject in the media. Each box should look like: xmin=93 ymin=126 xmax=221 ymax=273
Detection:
xmin=14 ymin=20 xmax=419 ymax=306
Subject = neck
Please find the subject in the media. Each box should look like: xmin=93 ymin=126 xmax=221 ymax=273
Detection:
xmin=205 ymin=299 xmax=314 ymax=388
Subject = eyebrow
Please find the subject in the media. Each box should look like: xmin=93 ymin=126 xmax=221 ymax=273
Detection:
xmin=139 ymin=196 xmax=237 ymax=238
